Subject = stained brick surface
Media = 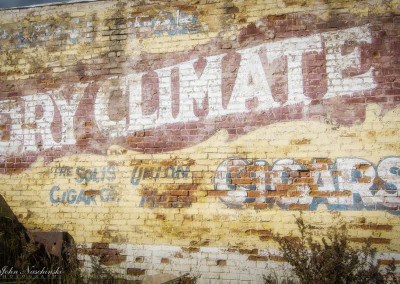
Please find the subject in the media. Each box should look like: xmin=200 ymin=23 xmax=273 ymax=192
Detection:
xmin=0 ymin=0 xmax=400 ymax=282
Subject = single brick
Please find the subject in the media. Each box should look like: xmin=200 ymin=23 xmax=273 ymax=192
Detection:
xmin=239 ymin=249 xmax=258 ymax=255
xmin=378 ymin=259 xmax=400 ymax=265
xmin=127 ymin=268 xmax=146 ymax=276
xmin=288 ymin=204 xmax=309 ymax=210
xmin=248 ymin=255 xmax=269 ymax=261
xmin=309 ymin=191 xmax=331 ymax=197
xmin=207 ymin=190 xmax=228 ymax=196
xmin=269 ymin=255 xmax=286 ymax=262
xmin=156 ymin=214 xmax=166 ymax=220
xmin=314 ymin=158 xmax=332 ymax=164
xmin=92 ymin=242 xmax=109 ymax=249
xmin=247 ymin=191 xmax=261 ymax=197
xmin=85 ymin=190 xmax=100 ymax=196
xmin=245 ymin=229 xmax=271 ymax=235
xmin=135 ymin=257 xmax=144 ymax=263
xmin=350 ymin=238 xmax=391 ymax=244
xmin=182 ymin=247 xmax=200 ymax=253
xmin=99 ymin=254 xmax=126 ymax=266
xmin=356 ymin=164 xmax=371 ymax=170
xmin=259 ymin=236 xmax=273 ymax=241
xmin=252 ymin=203 xmax=270 ymax=209
xmin=276 ymin=184 xmax=297 ymax=191
xmin=217 ymin=259 xmax=227 ymax=266
xmin=169 ymin=190 xmax=189 ymax=196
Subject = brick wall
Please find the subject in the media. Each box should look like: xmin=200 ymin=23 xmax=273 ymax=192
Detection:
xmin=0 ymin=0 xmax=400 ymax=282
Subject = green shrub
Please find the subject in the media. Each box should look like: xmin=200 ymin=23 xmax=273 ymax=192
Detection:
xmin=0 ymin=216 xmax=83 ymax=283
xmin=265 ymin=216 xmax=399 ymax=284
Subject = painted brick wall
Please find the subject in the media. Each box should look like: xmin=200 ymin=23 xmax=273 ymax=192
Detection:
xmin=1 ymin=0 xmax=400 ymax=282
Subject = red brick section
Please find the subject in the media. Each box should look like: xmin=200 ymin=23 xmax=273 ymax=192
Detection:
xmin=146 ymin=154 xmax=392 ymax=208
xmin=206 ymin=158 xmax=359 ymax=209
xmin=141 ymin=185 xmax=198 ymax=208
xmin=78 ymin=242 xmax=126 ymax=266
xmin=0 ymin=13 xmax=399 ymax=170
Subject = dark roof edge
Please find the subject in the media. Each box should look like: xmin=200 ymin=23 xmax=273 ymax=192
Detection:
xmin=0 ymin=0 xmax=110 ymax=11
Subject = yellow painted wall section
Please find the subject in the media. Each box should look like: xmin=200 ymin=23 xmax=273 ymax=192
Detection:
xmin=0 ymin=104 xmax=399 ymax=246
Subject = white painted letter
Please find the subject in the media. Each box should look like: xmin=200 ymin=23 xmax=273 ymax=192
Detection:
xmin=127 ymin=73 xmax=157 ymax=132
xmin=225 ymin=45 xmax=279 ymax=114
xmin=271 ymin=159 xmax=312 ymax=204
xmin=214 ymin=158 xmax=250 ymax=205
xmin=154 ymin=66 xmax=179 ymax=126
xmin=322 ymin=25 xmax=376 ymax=99
xmin=23 ymin=94 xmax=57 ymax=151
xmin=311 ymin=159 xmax=337 ymax=204
xmin=177 ymin=54 xmax=226 ymax=121
xmin=376 ymin=157 xmax=400 ymax=208
xmin=336 ymin=157 xmax=378 ymax=205
xmin=52 ymin=83 xmax=87 ymax=145
xmin=266 ymin=34 xmax=322 ymax=106
xmin=95 ymin=77 xmax=127 ymax=138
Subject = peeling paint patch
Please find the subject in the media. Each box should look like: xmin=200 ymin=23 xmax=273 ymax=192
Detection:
xmin=0 ymin=18 xmax=91 ymax=49
xmin=128 ymin=10 xmax=202 ymax=38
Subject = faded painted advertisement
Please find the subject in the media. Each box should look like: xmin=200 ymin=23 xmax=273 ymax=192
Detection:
xmin=1 ymin=23 xmax=396 ymax=170
xmin=215 ymin=156 xmax=400 ymax=213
